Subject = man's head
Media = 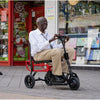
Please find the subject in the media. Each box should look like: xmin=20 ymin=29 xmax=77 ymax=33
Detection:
xmin=36 ymin=17 xmax=48 ymax=33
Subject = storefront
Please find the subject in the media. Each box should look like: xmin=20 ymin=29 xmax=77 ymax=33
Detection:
xmin=0 ymin=1 xmax=44 ymax=66
xmin=0 ymin=0 xmax=100 ymax=67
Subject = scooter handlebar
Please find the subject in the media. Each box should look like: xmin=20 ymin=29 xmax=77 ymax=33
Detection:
xmin=57 ymin=35 xmax=69 ymax=42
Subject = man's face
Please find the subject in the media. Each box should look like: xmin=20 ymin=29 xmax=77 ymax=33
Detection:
xmin=40 ymin=19 xmax=48 ymax=32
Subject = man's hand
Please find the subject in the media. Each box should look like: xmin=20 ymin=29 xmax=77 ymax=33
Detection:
xmin=49 ymin=34 xmax=69 ymax=43
xmin=65 ymin=35 xmax=69 ymax=42
xmin=49 ymin=34 xmax=59 ymax=43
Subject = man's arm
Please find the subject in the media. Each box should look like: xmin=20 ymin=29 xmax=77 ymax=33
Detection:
xmin=49 ymin=34 xmax=59 ymax=43
xmin=48 ymin=34 xmax=69 ymax=49
xmin=29 ymin=32 xmax=50 ymax=53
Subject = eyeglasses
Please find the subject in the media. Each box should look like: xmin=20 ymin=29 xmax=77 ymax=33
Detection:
xmin=41 ymin=22 xmax=48 ymax=25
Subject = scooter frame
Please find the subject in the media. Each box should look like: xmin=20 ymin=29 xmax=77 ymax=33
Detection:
xmin=25 ymin=36 xmax=80 ymax=90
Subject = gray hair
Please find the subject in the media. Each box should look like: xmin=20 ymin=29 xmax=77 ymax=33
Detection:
xmin=36 ymin=17 xmax=46 ymax=25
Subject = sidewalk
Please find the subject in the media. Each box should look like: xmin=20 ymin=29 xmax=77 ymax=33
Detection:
xmin=0 ymin=92 xmax=49 ymax=99
xmin=0 ymin=66 xmax=100 ymax=99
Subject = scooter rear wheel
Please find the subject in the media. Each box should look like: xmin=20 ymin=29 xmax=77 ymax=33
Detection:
xmin=45 ymin=71 xmax=52 ymax=86
xmin=69 ymin=77 xmax=80 ymax=90
xmin=24 ymin=75 xmax=35 ymax=88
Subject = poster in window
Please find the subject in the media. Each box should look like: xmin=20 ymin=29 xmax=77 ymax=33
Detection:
xmin=1 ymin=10 xmax=7 ymax=22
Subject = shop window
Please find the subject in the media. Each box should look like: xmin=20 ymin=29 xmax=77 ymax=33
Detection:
xmin=0 ymin=1 xmax=8 ymax=61
xmin=59 ymin=1 xmax=100 ymax=65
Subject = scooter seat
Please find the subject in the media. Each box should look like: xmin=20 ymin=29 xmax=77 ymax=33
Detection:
xmin=31 ymin=56 xmax=52 ymax=64
xmin=34 ymin=60 xmax=52 ymax=64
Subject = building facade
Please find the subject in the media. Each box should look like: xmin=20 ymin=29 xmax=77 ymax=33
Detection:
xmin=0 ymin=0 xmax=100 ymax=67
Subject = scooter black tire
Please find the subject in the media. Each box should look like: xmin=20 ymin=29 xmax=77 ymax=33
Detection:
xmin=24 ymin=75 xmax=35 ymax=88
xmin=45 ymin=71 xmax=52 ymax=86
xmin=69 ymin=77 xmax=80 ymax=90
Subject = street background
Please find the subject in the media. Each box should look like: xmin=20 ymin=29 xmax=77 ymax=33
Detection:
xmin=0 ymin=66 xmax=100 ymax=99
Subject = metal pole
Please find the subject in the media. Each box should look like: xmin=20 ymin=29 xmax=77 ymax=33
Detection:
xmin=65 ymin=1 xmax=69 ymax=34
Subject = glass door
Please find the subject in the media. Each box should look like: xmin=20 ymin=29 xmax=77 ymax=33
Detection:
xmin=28 ymin=7 xmax=44 ymax=32
xmin=13 ymin=1 xmax=29 ymax=65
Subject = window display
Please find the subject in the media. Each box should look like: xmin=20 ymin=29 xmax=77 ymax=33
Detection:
xmin=59 ymin=1 xmax=100 ymax=65
xmin=59 ymin=1 xmax=100 ymax=34
xmin=0 ymin=1 xmax=8 ymax=61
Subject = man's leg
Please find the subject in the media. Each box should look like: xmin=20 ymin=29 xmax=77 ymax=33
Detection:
xmin=34 ymin=48 xmax=63 ymax=75
xmin=61 ymin=46 xmax=75 ymax=73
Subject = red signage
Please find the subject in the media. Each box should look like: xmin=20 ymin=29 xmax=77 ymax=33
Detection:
xmin=1 ymin=10 xmax=7 ymax=22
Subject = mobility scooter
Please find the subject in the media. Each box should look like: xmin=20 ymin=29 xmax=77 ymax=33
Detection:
xmin=25 ymin=35 xmax=80 ymax=90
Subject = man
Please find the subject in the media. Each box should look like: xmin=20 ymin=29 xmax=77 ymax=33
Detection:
xmin=29 ymin=17 xmax=74 ymax=83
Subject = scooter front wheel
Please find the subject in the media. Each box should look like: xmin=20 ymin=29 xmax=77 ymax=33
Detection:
xmin=24 ymin=75 xmax=35 ymax=88
xmin=69 ymin=77 xmax=80 ymax=90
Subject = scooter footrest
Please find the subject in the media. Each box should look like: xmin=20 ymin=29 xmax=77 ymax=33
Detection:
xmin=52 ymin=82 xmax=68 ymax=85
xmin=35 ymin=77 xmax=45 ymax=81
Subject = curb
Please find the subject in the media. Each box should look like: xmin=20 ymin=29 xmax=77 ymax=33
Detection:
xmin=71 ymin=66 xmax=100 ymax=70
